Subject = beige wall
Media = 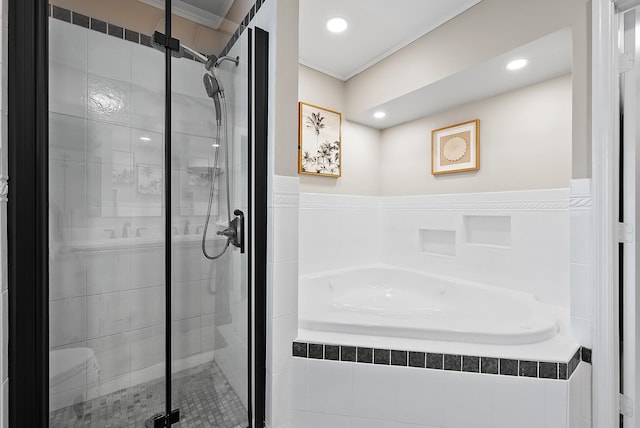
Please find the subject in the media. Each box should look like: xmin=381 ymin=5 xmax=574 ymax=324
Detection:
xmin=298 ymin=64 xmax=381 ymax=195
xmin=345 ymin=0 xmax=589 ymax=178
xmin=272 ymin=0 xmax=300 ymax=177
xmin=379 ymin=75 xmax=572 ymax=196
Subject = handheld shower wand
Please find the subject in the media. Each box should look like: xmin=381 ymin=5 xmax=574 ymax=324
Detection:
xmin=202 ymin=74 xmax=222 ymax=126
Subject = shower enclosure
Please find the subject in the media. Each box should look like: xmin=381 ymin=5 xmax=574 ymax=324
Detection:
xmin=8 ymin=0 xmax=268 ymax=426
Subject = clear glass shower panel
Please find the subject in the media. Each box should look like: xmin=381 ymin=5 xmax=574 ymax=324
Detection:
xmin=169 ymin=25 xmax=250 ymax=428
xmin=48 ymin=3 xmax=167 ymax=425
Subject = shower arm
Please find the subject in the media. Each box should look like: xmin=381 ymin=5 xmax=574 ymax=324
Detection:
xmin=180 ymin=43 xmax=239 ymax=69
xmin=180 ymin=43 xmax=208 ymax=65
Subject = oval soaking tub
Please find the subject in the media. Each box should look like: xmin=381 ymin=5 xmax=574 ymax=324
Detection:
xmin=298 ymin=265 xmax=559 ymax=345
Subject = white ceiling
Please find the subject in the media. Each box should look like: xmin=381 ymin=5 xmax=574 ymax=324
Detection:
xmin=298 ymin=0 xmax=483 ymax=81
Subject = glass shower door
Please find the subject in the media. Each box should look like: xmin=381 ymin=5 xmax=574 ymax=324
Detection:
xmin=47 ymin=1 xmax=169 ymax=425
xmin=47 ymin=0 xmax=254 ymax=426
xmin=169 ymin=19 xmax=250 ymax=428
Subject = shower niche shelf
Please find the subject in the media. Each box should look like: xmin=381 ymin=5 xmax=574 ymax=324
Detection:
xmin=463 ymin=215 xmax=511 ymax=247
xmin=418 ymin=229 xmax=456 ymax=257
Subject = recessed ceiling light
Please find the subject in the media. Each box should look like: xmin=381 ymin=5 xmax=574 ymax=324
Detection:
xmin=373 ymin=111 xmax=386 ymax=119
xmin=506 ymin=59 xmax=529 ymax=71
xmin=140 ymin=136 xmax=151 ymax=142
xmin=326 ymin=17 xmax=348 ymax=33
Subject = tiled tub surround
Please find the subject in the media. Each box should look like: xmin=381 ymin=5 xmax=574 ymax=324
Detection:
xmin=293 ymin=342 xmax=591 ymax=380
xmin=48 ymin=16 xmax=249 ymax=414
xmin=299 ymin=189 xmax=570 ymax=307
xmin=296 ymin=190 xmax=592 ymax=427
xmin=292 ymin=344 xmax=592 ymax=428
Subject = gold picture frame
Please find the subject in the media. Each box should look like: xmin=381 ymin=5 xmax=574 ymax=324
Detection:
xmin=298 ymin=102 xmax=342 ymax=177
xmin=431 ymin=119 xmax=480 ymax=175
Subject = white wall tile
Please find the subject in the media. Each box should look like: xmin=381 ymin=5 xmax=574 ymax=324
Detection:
xmin=571 ymin=317 xmax=592 ymax=348
xmin=131 ymin=43 xmax=163 ymax=91
xmin=130 ymin=286 xmax=164 ymax=329
xmin=570 ymin=263 xmax=591 ymax=320
xmin=395 ymin=367 xmax=447 ymax=427
xmin=86 ymin=291 xmax=131 ymax=339
xmin=545 ymin=378 xmax=569 ymax=428
xmin=130 ymin=248 xmax=164 ymax=289
xmin=87 ymin=30 xmax=132 ymax=82
xmin=272 ymin=261 xmax=298 ymax=319
xmin=130 ymin=84 xmax=164 ymax=132
xmin=86 ymin=119 xmax=131 ymax=164
xmin=569 ymin=211 xmax=590 ymax=265
xmin=50 ymin=297 xmax=86 ymax=347
xmin=171 ymin=317 xmax=201 ymax=360
xmin=130 ymin=325 xmax=164 ymax=372
xmin=172 ymin=281 xmax=201 ymax=321
xmin=50 ymin=61 xmax=87 ymax=117
xmin=87 ymin=332 xmax=131 ymax=381
xmin=305 ymin=412 xmax=351 ymax=428
xmin=271 ymin=206 xmax=299 ymax=264
xmin=49 ymin=251 xmax=86 ymax=301
xmin=493 ymin=375 xmax=545 ymax=428
xmin=49 ymin=20 xmax=87 ymax=68
xmin=352 ymin=364 xmax=397 ymax=421
xmin=268 ymin=314 xmax=297 ymax=374
xmin=49 ymin=112 xmax=86 ymax=161
xmin=352 ymin=418 xmax=396 ymax=428
xmin=86 ymin=251 xmax=131 ymax=295
xmin=308 ymin=360 xmax=351 ymax=416
xmin=87 ymin=74 xmax=131 ymax=125
xmin=271 ymin=368 xmax=292 ymax=428
xmin=445 ymin=371 xmax=493 ymax=428
xmin=292 ymin=358 xmax=309 ymax=411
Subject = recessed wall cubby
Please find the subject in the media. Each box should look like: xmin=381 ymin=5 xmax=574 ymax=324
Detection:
xmin=464 ymin=215 xmax=511 ymax=247
xmin=419 ymin=229 xmax=456 ymax=257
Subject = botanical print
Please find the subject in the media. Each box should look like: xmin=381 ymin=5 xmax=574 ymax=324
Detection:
xmin=112 ymin=164 xmax=133 ymax=184
xmin=137 ymin=164 xmax=163 ymax=195
xmin=299 ymin=102 xmax=342 ymax=177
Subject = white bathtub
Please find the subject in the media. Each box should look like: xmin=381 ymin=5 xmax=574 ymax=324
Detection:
xmin=298 ymin=265 xmax=560 ymax=345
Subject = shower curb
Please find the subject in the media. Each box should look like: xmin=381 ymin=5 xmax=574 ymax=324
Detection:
xmin=292 ymin=341 xmax=592 ymax=381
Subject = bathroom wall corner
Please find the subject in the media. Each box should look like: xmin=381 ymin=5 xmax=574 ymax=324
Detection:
xmin=266 ymin=175 xmax=299 ymax=428
xmin=569 ymin=178 xmax=593 ymax=348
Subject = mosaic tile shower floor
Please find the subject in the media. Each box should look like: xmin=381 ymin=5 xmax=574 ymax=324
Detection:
xmin=49 ymin=360 xmax=247 ymax=428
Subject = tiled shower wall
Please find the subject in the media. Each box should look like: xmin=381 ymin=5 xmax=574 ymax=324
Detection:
xmin=48 ymin=17 xmax=247 ymax=410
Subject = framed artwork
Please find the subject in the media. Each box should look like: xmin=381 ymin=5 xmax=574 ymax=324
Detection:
xmin=298 ymin=102 xmax=342 ymax=177
xmin=431 ymin=119 xmax=480 ymax=175
xmin=137 ymin=164 xmax=163 ymax=195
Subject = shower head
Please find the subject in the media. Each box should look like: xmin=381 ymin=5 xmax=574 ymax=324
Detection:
xmin=203 ymin=73 xmax=222 ymax=126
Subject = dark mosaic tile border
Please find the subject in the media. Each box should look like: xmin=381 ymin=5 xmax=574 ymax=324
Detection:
xmin=292 ymin=341 xmax=592 ymax=381
xmin=49 ymin=1 xmax=266 ymax=59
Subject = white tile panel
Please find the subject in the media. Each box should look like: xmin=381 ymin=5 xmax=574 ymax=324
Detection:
xmin=308 ymin=360 xmax=352 ymax=416
xmin=351 ymin=363 xmax=397 ymax=421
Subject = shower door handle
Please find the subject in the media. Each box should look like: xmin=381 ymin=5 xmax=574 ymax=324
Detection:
xmin=233 ymin=209 xmax=245 ymax=254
